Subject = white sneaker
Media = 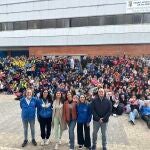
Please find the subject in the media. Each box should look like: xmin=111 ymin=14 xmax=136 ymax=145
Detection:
xmin=41 ymin=139 xmax=45 ymax=146
xmin=113 ymin=114 xmax=117 ymax=117
xmin=54 ymin=143 xmax=58 ymax=150
xmin=58 ymin=139 xmax=61 ymax=145
xmin=45 ymin=139 xmax=50 ymax=145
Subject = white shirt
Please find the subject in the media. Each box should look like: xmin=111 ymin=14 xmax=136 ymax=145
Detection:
xmin=26 ymin=98 xmax=31 ymax=105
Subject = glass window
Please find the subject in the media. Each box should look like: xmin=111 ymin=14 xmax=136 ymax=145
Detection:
xmin=28 ymin=20 xmax=41 ymax=29
xmin=124 ymin=14 xmax=133 ymax=24
xmin=56 ymin=19 xmax=70 ymax=28
xmin=88 ymin=16 xmax=100 ymax=26
xmin=2 ymin=22 xmax=13 ymax=31
xmin=14 ymin=21 xmax=27 ymax=30
xmin=116 ymin=14 xmax=126 ymax=25
xmin=7 ymin=23 xmax=13 ymax=30
xmin=41 ymin=19 xmax=56 ymax=29
xmin=2 ymin=23 xmax=7 ymax=30
xmin=132 ymin=14 xmax=142 ymax=24
xmin=71 ymin=17 xmax=88 ymax=27
xmin=0 ymin=24 xmax=1 ymax=31
xmin=0 ymin=13 xmax=150 ymax=32
xmin=103 ymin=15 xmax=117 ymax=25
xmin=143 ymin=13 xmax=150 ymax=23
xmin=99 ymin=16 xmax=105 ymax=25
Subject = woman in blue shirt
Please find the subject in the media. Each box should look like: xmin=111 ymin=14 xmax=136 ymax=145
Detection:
xmin=77 ymin=94 xmax=92 ymax=150
xmin=37 ymin=89 xmax=53 ymax=146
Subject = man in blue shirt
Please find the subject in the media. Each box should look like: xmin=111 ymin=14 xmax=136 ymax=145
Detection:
xmin=140 ymin=100 xmax=150 ymax=129
xmin=20 ymin=88 xmax=37 ymax=147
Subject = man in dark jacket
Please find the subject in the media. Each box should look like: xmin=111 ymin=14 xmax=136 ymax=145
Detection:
xmin=91 ymin=88 xmax=112 ymax=150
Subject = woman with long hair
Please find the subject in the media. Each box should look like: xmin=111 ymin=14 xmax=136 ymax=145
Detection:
xmin=37 ymin=89 xmax=53 ymax=145
xmin=63 ymin=91 xmax=77 ymax=150
xmin=53 ymin=90 xmax=67 ymax=150
xmin=77 ymin=94 xmax=92 ymax=150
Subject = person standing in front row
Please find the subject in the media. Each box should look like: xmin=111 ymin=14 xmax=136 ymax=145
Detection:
xmin=53 ymin=90 xmax=67 ymax=150
xmin=37 ymin=89 xmax=53 ymax=146
xmin=63 ymin=91 xmax=77 ymax=150
xmin=91 ymin=88 xmax=112 ymax=150
xmin=77 ymin=94 xmax=92 ymax=150
xmin=20 ymin=88 xmax=37 ymax=147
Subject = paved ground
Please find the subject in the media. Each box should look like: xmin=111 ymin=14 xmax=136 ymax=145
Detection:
xmin=0 ymin=95 xmax=149 ymax=150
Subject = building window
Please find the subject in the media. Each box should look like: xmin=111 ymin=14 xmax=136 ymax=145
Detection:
xmin=2 ymin=23 xmax=7 ymax=31
xmin=1 ymin=22 xmax=13 ymax=31
xmin=28 ymin=20 xmax=41 ymax=29
xmin=124 ymin=14 xmax=133 ymax=24
xmin=132 ymin=14 xmax=143 ymax=24
xmin=14 ymin=21 xmax=27 ymax=30
xmin=88 ymin=16 xmax=100 ymax=26
xmin=116 ymin=14 xmax=126 ymax=25
xmin=143 ymin=13 xmax=150 ymax=23
xmin=102 ymin=15 xmax=117 ymax=25
xmin=0 ymin=23 xmax=2 ymax=31
xmin=56 ymin=19 xmax=70 ymax=28
xmin=0 ymin=13 xmax=150 ymax=32
xmin=41 ymin=19 xmax=56 ymax=29
xmin=71 ymin=17 xmax=88 ymax=27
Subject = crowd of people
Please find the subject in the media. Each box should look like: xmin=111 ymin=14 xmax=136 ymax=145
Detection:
xmin=0 ymin=55 xmax=150 ymax=150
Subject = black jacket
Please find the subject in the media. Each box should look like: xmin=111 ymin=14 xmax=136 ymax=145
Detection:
xmin=91 ymin=97 xmax=112 ymax=122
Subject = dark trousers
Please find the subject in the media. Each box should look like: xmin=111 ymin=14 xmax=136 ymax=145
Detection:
xmin=112 ymin=106 xmax=117 ymax=114
xmin=39 ymin=116 xmax=52 ymax=139
xmin=142 ymin=115 xmax=150 ymax=123
xmin=77 ymin=123 xmax=91 ymax=148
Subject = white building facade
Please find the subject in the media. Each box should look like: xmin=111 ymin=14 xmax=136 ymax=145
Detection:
xmin=0 ymin=0 xmax=150 ymax=57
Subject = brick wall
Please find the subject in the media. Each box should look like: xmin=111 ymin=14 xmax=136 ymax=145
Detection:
xmin=29 ymin=44 xmax=150 ymax=57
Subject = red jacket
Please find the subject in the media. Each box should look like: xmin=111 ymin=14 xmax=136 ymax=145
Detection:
xmin=63 ymin=101 xmax=77 ymax=122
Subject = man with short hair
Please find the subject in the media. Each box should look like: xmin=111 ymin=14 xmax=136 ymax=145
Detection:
xmin=91 ymin=88 xmax=112 ymax=150
xmin=20 ymin=88 xmax=37 ymax=147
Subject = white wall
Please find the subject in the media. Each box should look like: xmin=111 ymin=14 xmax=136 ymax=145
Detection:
xmin=0 ymin=0 xmax=126 ymax=22
xmin=0 ymin=0 xmax=149 ymax=47
xmin=0 ymin=24 xmax=150 ymax=46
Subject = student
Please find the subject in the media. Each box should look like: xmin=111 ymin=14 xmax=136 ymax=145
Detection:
xmin=129 ymin=95 xmax=140 ymax=125
xmin=140 ymin=100 xmax=150 ymax=129
xmin=20 ymin=88 xmax=37 ymax=147
xmin=63 ymin=91 xmax=77 ymax=150
xmin=53 ymin=90 xmax=67 ymax=150
xmin=37 ymin=89 xmax=53 ymax=145
xmin=77 ymin=94 xmax=92 ymax=150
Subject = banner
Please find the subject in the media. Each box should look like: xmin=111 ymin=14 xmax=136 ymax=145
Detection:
xmin=126 ymin=0 xmax=150 ymax=13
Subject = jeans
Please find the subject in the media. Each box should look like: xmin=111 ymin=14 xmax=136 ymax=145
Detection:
xmin=68 ymin=120 xmax=76 ymax=149
xmin=22 ymin=119 xmax=35 ymax=141
xmin=92 ymin=120 xmax=108 ymax=148
xmin=129 ymin=109 xmax=139 ymax=123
